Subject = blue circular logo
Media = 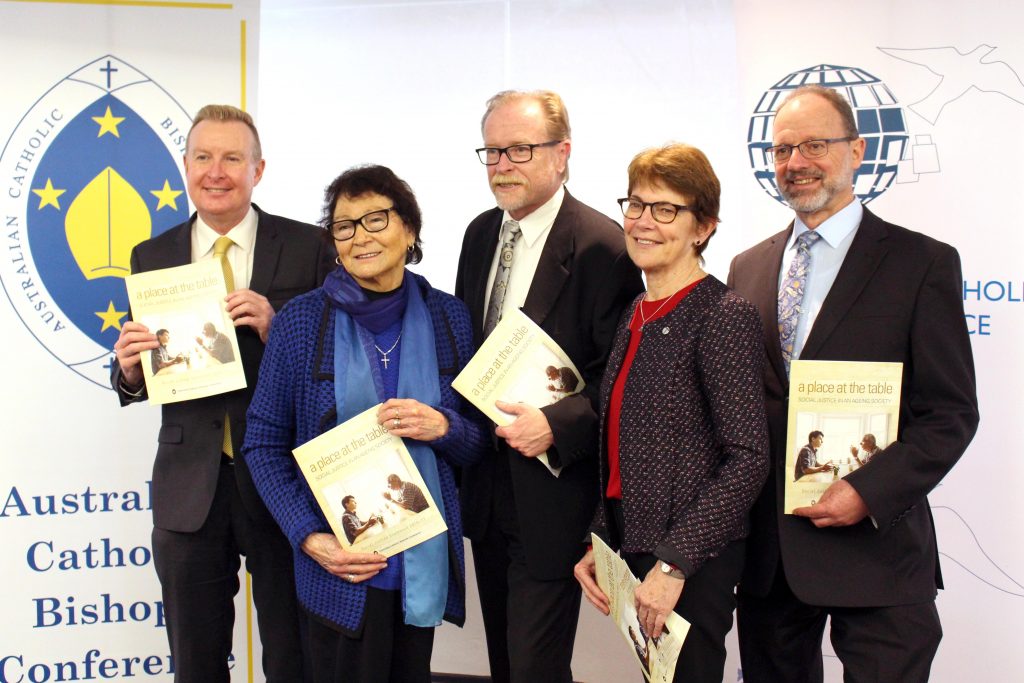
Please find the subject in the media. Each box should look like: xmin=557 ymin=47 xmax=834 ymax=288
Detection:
xmin=0 ymin=55 xmax=192 ymax=387
xmin=747 ymin=64 xmax=910 ymax=205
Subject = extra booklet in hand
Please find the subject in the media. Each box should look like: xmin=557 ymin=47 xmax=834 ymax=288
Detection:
xmin=452 ymin=308 xmax=584 ymax=476
xmin=293 ymin=405 xmax=447 ymax=557
xmin=785 ymin=360 xmax=903 ymax=513
xmin=591 ymin=534 xmax=690 ymax=683
xmin=124 ymin=259 xmax=245 ymax=405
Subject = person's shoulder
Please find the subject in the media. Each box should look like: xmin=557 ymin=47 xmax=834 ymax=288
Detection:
xmin=134 ymin=218 xmax=191 ymax=253
xmin=421 ymin=277 xmax=472 ymax=324
xmin=254 ymin=204 xmax=324 ymax=239
xmin=275 ymin=287 xmax=327 ymax=326
xmin=866 ymin=210 xmax=957 ymax=257
xmin=732 ymin=225 xmax=790 ymax=264
xmin=560 ymin=191 xmax=623 ymax=240
xmin=465 ymin=206 xmax=503 ymax=233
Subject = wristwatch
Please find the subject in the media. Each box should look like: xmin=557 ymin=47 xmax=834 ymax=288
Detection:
xmin=659 ymin=561 xmax=684 ymax=580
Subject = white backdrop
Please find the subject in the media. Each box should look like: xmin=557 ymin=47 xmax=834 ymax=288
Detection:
xmin=1 ymin=1 xmax=1019 ymax=681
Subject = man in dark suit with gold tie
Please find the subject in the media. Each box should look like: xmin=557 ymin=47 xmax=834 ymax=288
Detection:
xmin=111 ymin=104 xmax=334 ymax=682
xmin=455 ymin=89 xmax=643 ymax=683
xmin=728 ymin=85 xmax=979 ymax=683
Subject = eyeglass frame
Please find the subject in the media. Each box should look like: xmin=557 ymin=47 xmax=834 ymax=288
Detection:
xmin=330 ymin=207 xmax=396 ymax=241
xmin=617 ymin=197 xmax=691 ymax=224
xmin=765 ymin=136 xmax=858 ymax=163
xmin=475 ymin=140 xmax=564 ymax=165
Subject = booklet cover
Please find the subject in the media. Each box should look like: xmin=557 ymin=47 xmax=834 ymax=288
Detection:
xmin=591 ymin=534 xmax=690 ymax=682
xmin=124 ymin=259 xmax=246 ymax=405
xmin=293 ymin=405 xmax=448 ymax=557
xmin=784 ymin=360 xmax=904 ymax=513
xmin=452 ymin=309 xmax=584 ymax=476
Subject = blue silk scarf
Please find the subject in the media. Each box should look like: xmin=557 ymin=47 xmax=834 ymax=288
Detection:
xmin=327 ymin=268 xmax=449 ymax=627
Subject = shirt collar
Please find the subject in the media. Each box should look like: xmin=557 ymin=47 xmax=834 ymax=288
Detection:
xmin=789 ymin=198 xmax=863 ymax=250
xmin=193 ymin=206 xmax=258 ymax=257
xmin=502 ymin=185 xmax=564 ymax=248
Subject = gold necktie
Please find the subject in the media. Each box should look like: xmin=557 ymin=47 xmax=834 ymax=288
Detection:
xmin=213 ymin=236 xmax=235 ymax=457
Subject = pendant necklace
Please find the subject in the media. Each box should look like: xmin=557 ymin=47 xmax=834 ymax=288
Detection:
xmin=638 ymin=261 xmax=703 ymax=327
xmin=375 ymin=332 xmax=402 ymax=369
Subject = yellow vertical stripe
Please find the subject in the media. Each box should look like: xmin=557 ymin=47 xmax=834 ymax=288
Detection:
xmin=240 ymin=20 xmax=247 ymax=112
xmin=246 ymin=571 xmax=254 ymax=683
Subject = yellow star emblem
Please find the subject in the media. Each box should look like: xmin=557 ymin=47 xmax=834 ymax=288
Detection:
xmin=92 ymin=105 xmax=126 ymax=138
xmin=95 ymin=301 xmax=128 ymax=332
xmin=151 ymin=180 xmax=184 ymax=211
xmin=31 ymin=178 xmax=66 ymax=210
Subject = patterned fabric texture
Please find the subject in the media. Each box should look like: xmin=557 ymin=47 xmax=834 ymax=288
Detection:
xmin=777 ymin=230 xmax=821 ymax=374
xmin=243 ymin=272 xmax=488 ymax=632
xmin=592 ymin=276 xmax=770 ymax=577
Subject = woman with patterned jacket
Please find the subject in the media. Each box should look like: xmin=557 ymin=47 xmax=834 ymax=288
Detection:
xmin=244 ymin=164 xmax=488 ymax=683
xmin=574 ymin=144 xmax=769 ymax=683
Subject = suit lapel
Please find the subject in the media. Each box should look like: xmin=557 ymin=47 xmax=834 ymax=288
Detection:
xmin=466 ymin=210 xmax=502 ymax=338
xmin=521 ymin=191 xmax=574 ymax=325
xmin=801 ymin=208 xmax=889 ymax=359
xmin=756 ymin=226 xmax=791 ymax=385
xmin=248 ymin=205 xmax=281 ymax=296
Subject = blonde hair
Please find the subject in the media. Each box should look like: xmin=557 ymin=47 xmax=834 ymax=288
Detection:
xmin=187 ymin=104 xmax=262 ymax=161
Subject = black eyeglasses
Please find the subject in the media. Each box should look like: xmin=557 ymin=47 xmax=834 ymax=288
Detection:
xmin=766 ymin=136 xmax=857 ymax=163
xmin=617 ymin=198 xmax=690 ymax=224
xmin=330 ymin=207 xmax=395 ymax=241
xmin=475 ymin=140 xmax=563 ymax=165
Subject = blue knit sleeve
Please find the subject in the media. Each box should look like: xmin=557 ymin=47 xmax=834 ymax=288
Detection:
xmin=243 ymin=294 xmax=328 ymax=550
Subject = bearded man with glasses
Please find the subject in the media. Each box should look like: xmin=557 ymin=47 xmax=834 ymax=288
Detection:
xmin=728 ymin=84 xmax=978 ymax=683
xmin=455 ymin=89 xmax=643 ymax=683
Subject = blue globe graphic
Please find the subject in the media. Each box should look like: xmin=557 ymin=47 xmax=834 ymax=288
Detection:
xmin=747 ymin=64 xmax=909 ymax=205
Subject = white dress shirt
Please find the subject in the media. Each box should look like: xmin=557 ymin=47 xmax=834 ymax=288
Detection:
xmin=481 ymin=185 xmax=565 ymax=323
xmin=191 ymin=206 xmax=258 ymax=289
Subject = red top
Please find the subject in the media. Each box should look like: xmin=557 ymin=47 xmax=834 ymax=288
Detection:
xmin=606 ymin=279 xmax=702 ymax=499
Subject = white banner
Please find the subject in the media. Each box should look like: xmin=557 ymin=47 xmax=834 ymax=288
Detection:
xmin=0 ymin=1 xmax=260 ymax=681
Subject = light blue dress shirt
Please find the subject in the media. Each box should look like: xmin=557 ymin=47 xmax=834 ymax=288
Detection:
xmin=777 ymin=199 xmax=863 ymax=361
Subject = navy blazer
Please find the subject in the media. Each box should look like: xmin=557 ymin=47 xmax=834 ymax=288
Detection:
xmin=728 ymin=207 xmax=979 ymax=607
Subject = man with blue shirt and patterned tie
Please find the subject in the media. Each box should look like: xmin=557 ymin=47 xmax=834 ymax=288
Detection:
xmin=728 ymin=85 xmax=979 ymax=683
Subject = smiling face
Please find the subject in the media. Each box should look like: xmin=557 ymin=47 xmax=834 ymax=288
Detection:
xmin=184 ymin=119 xmax=265 ymax=233
xmin=333 ymin=191 xmax=414 ymax=292
xmin=772 ymin=93 xmax=865 ymax=228
xmin=623 ymin=181 xmax=712 ymax=293
xmin=482 ymin=97 xmax=569 ymax=220
xmin=811 ymin=434 xmax=824 ymax=449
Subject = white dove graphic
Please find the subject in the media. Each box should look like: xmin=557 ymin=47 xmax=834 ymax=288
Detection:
xmin=878 ymin=44 xmax=1024 ymax=124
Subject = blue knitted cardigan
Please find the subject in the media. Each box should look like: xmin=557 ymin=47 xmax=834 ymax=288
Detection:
xmin=243 ymin=273 xmax=488 ymax=632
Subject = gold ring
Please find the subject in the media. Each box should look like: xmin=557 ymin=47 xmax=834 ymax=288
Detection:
xmin=393 ymin=418 xmax=400 ymax=428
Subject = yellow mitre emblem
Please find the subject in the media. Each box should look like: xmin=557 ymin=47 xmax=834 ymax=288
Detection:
xmin=66 ymin=167 xmax=152 ymax=280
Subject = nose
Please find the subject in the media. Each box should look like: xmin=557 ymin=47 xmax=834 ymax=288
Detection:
xmin=494 ymin=149 xmax=516 ymax=172
xmin=784 ymin=146 xmax=811 ymax=170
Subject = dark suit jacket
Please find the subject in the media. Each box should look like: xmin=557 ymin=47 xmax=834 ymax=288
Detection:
xmin=456 ymin=189 xmax=644 ymax=579
xmin=727 ymin=206 xmax=979 ymax=607
xmin=112 ymin=206 xmax=335 ymax=533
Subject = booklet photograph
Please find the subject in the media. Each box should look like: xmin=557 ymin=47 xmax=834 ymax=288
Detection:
xmin=452 ymin=308 xmax=584 ymax=476
xmin=293 ymin=405 xmax=448 ymax=557
xmin=591 ymin=534 xmax=690 ymax=683
xmin=124 ymin=259 xmax=245 ymax=405
xmin=784 ymin=360 xmax=904 ymax=513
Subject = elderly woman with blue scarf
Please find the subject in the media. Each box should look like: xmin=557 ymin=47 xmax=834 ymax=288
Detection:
xmin=244 ymin=164 xmax=488 ymax=683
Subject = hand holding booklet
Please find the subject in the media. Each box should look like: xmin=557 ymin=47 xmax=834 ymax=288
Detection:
xmin=124 ymin=259 xmax=246 ymax=405
xmin=591 ymin=534 xmax=690 ymax=682
xmin=452 ymin=309 xmax=584 ymax=476
xmin=784 ymin=360 xmax=903 ymax=513
xmin=292 ymin=405 xmax=447 ymax=557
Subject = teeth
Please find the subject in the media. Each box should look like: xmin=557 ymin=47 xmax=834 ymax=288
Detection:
xmin=636 ymin=239 xmax=657 ymax=245
xmin=792 ymin=178 xmax=816 ymax=185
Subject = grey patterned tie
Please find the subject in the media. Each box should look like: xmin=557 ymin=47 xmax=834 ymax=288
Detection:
xmin=483 ymin=219 xmax=522 ymax=337
xmin=778 ymin=230 xmax=822 ymax=376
